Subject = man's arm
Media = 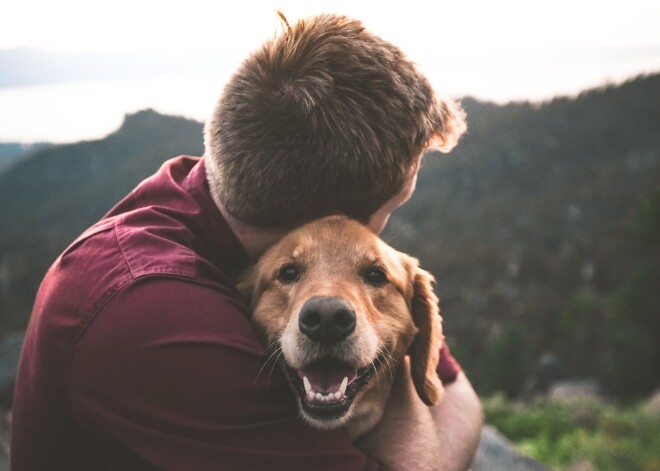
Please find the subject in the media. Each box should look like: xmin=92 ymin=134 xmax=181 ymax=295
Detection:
xmin=433 ymin=372 xmax=484 ymax=470
xmin=356 ymin=358 xmax=483 ymax=471
xmin=70 ymin=278 xmax=380 ymax=470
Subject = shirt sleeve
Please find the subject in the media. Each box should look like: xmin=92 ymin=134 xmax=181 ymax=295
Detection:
xmin=70 ymin=278 xmax=381 ymax=471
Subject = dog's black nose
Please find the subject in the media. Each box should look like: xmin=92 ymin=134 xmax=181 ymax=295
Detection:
xmin=299 ymin=296 xmax=356 ymax=345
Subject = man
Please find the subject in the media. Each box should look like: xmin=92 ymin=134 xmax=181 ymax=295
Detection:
xmin=12 ymin=13 xmax=483 ymax=470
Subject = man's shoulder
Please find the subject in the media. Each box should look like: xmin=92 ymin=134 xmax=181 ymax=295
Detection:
xmin=27 ymin=155 xmax=249 ymax=387
xmin=33 ymin=213 xmax=250 ymax=386
xmin=112 ymin=208 xmax=198 ymax=280
xmin=54 ymin=207 xmax=199 ymax=297
xmin=35 ymin=186 xmax=240 ymax=354
xmin=57 ymin=156 xmax=235 ymax=291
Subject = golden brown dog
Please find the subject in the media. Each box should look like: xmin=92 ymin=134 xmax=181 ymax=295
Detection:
xmin=239 ymin=215 xmax=444 ymax=438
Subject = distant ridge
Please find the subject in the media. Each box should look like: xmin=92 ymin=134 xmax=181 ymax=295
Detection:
xmin=1 ymin=75 xmax=659 ymax=398
xmin=0 ymin=143 xmax=52 ymax=173
xmin=0 ymin=109 xmax=203 ymax=325
xmin=384 ymin=73 xmax=660 ymax=397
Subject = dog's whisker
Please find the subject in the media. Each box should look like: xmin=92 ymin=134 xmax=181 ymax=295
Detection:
xmin=382 ymin=226 xmax=403 ymax=244
xmin=372 ymin=354 xmax=383 ymax=385
xmin=255 ymin=344 xmax=283 ymax=384
xmin=256 ymin=340 xmax=281 ymax=364
xmin=380 ymin=360 xmax=393 ymax=383
xmin=266 ymin=350 xmax=284 ymax=387
xmin=385 ymin=356 xmax=397 ymax=381
xmin=376 ymin=348 xmax=396 ymax=382
xmin=371 ymin=359 xmax=383 ymax=387
xmin=257 ymin=343 xmax=281 ymax=371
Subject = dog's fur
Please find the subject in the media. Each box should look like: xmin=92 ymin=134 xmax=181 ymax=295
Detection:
xmin=239 ymin=215 xmax=444 ymax=438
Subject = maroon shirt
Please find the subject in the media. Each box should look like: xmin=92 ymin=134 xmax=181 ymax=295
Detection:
xmin=12 ymin=156 xmax=460 ymax=470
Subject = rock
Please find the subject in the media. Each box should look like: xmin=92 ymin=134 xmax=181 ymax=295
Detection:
xmin=0 ymin=410 xmax=9 ymax=470
xmin=0 ymin=332 xmax=25 ymax=469
xmin=643 ymin=389 xmax=660 ymax=417
xmin=567 ymin=459 xmax=596 ymax=471
xmin=522 ymin=351 xmax=573 ymax=397
xmin=548 ymin=378 xmax=606 ymax=403
xmin=471 ymin=425 xmax=549 ymax=471
xmin=0 ymin=331 xmax=25 ymax=409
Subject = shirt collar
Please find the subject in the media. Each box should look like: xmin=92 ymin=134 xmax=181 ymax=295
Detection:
xmin=184 ymin=157 xmax=250 ymax=276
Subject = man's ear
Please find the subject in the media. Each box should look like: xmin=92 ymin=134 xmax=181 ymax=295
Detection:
xmin=408 ymin=265 xmax=444 ymax=406
xmin=427 ymin=98 xmax=467 ymax=153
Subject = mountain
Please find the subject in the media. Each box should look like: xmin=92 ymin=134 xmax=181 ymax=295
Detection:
xmin=0 ymin=143 xmax=51 ymax=173
xmin=0 ymin=109 xmax=204 ymax=327
xmin=383 ymin=74 xmax=660 ymax=398
xmin=1 ymin=75 xmax=659 ymax=398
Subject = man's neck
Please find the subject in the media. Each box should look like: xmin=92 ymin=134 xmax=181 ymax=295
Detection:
xmin=212 ymin=193 xmax=289 ymax=263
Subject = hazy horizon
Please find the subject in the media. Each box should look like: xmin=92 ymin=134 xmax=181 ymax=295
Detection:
xmin=3 ymin=1 xmax=660 ymax=143
xmin=1 ymin=68 xmax=658 ymax=144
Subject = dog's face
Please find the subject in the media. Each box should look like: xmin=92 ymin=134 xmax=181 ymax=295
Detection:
xmin=239 ymin=215 xmax=444 ymax=436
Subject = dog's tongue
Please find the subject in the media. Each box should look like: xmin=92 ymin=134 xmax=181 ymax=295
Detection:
xmin=298 ymin=359 xmax=357 ymax=393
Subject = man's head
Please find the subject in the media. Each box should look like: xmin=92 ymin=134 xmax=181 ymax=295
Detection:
xmin=204 ymin=13 xmax=466 ymax=228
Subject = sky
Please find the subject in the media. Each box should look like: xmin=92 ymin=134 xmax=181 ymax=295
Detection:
xmin=5 ymin=1 xmax=660 ymax=54
xmin=1 ymin=0 xmax=660 ymax=142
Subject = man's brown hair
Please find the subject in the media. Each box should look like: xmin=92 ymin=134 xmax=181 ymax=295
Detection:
xmin=204 ymin=13 xmax=466 ymax=227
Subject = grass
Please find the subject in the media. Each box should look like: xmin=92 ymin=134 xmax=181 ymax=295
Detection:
xmin=483 ymin=395 xmax=660 ymax=471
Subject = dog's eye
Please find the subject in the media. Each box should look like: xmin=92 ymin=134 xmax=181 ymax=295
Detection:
xmin=365 ymin=267 xmax=388 ymax=286
xmin=277 ymin=264 xmax=300 ymax=283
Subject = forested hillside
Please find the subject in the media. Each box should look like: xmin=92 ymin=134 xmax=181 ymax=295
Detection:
xmin=0 ymin=143 xmax=51 ymax=172
xmin=0 ymin=110 xmax=204 ymax=327
xmin=384 ymin=74 xmax=660 ymax=399
xmin=1 ymin=74 xmax=658 ymax=399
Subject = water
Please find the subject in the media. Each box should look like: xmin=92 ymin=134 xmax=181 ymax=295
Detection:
xmin=1 ymin=53 xmax=659 ymax=144
xmin=0 ymin=76 xmax=229 ymax=143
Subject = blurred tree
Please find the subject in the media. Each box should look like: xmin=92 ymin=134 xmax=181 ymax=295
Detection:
xmin=603 ymin=187 xmax=660 ymax=399
xmin=479 ymin=323 xmax=534 ymax=397
xmin=632 ymin=186 xmax=660 ymax=249
xmin=555 ymin=288 xmax=604 ymax=379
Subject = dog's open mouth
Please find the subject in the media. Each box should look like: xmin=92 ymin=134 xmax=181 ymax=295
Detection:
xmin=285 ymin=357 xmax=378 ymax=420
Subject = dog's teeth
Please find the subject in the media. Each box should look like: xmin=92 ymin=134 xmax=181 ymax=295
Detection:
xmin=339 ymin=377 xmax=348 ymax=395
xmin=305 ymin=384 xmax=346 ymax=403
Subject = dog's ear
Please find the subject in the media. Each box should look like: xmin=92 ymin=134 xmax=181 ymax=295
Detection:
xmin=408 ymin=264 xmax=444 ymax=406
xmin=236 ymin=268 xmax=259 ymax=309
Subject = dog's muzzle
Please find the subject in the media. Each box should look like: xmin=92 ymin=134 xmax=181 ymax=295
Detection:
xmin=282 ymin=296 xmax=379 ymax=422
xmin=298 ymin=296 xmax=356 ymax=345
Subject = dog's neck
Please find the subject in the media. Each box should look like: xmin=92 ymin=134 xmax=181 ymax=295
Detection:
xmin=211 ymin=193 xmax=290 ymax=262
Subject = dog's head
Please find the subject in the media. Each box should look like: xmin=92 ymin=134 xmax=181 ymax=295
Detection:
xmin=239 ymin=215 xmax=443 ymax=434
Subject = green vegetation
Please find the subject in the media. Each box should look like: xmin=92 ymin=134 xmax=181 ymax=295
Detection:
xmin=484 ymin=395 xmax=660 ymax=471
xmin=479 ymin=323 xmax=534 ymax=398
xmin=546 ymin=187 xmax=660 ymax=401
